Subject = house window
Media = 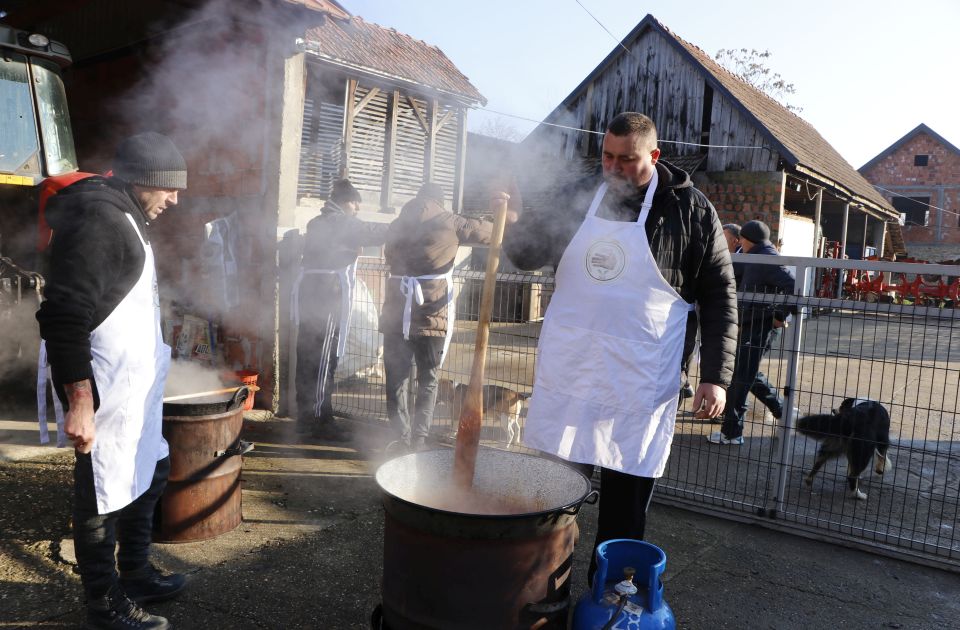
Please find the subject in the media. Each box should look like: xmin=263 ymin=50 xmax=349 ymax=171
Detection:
xmin=892 ymin=196 xmax=930 ymax=227
xmin=914 ymin=154 xmax=929 ymax=166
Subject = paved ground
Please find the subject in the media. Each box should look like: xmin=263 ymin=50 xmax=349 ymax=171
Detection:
xmin=2 ymin=410 xmax=960 ymax=629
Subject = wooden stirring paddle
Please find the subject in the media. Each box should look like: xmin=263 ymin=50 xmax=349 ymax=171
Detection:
xmin=452 ymin=193 xmax=511 ymax=490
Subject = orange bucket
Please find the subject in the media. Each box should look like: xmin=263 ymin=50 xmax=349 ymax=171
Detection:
xmin=233 ymin=370 xmax=259 ymax=411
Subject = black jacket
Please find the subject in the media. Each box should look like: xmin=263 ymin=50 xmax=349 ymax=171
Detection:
xmin=503 ymin=161 xmax=738 ymax=387
xmin=739 ymin=241 xmax=796 ymax=329
xmin=36 ymin=176 xmax=151 ymax=392
xmin=297 ymin=201 xmax=389 ymax=320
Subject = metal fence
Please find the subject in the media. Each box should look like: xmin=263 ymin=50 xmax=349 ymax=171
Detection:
xmin=330 ymin=255 xmax=960 ymax=571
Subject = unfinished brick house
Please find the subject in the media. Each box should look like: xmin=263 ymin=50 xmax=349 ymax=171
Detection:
xmin=859 ymin=123 xmax=960 ymax=261
xmin=522 ymin=14 xmax=902 ymax=259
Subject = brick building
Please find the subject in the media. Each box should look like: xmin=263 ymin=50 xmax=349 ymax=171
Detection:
xmin=520 ymin=14 xmax=901 ymax=258
xmin=859 ymin=124 xmax=960 ymax=261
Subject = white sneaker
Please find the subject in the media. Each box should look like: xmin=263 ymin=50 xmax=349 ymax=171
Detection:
xmin=707 ymin=431 xmax=744 ymax=445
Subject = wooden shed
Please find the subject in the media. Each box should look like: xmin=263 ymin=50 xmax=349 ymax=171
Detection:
xmin=523 ymin=14 xmax=902 ymax=258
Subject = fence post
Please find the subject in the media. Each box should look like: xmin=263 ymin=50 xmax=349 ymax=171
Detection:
xmin=773 ymin=263 xmax=809 ymax=516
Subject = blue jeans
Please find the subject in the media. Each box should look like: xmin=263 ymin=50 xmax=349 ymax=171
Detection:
xmin=73 ymin=454 xmax=169 ymax=599
xmin=721 ymin=326 xmax=784 ymax=439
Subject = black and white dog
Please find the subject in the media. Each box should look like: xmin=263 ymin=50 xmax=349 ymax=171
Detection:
xmin=797 ymin=398 xmax=893 ymax=500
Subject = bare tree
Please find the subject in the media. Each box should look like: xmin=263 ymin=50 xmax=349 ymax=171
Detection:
xmin=475 ymin=116 xmax=524 ymax=142
xmin=715 ymin=48 xmax=803 ymax=113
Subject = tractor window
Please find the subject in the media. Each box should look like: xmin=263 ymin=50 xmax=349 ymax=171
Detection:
xmin=0 ymin=53 xmax=40 ymax=175
xmin=32 ymin=59 xmax=77 ymax=176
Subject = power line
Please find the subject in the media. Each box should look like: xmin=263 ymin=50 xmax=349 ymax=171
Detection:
xmin=573 ymin=0 xmax=630 ymax=54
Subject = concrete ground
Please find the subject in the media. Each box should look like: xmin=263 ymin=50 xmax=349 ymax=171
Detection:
xmin=2 ymin=411 xmax=959 ymax=629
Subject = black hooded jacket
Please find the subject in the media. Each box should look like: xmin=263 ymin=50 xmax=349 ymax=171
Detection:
xmin=36 ymin=176 xmax=150 ymax=391
xmin=503 ymin=161 xmax=738 ymax=388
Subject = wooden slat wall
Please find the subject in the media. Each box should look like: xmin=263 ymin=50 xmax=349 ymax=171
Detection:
xmin=348 ymin=85 xmax=388 ymax=197
xmin=539 ymin=28 xmax=778 ymax=173
xmin=297 ymin=97 xmax=344 ymax=199
xmin=394 ymin=94 xmax=427 ymax=199
xmin=432 ymin=102 xmax=459 ymax=206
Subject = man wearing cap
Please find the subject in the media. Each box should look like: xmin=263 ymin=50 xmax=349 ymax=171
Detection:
xmin=293 ymin=178 xmax=389 ymax=441
xmin=380 ymin=183 xmax=496 ymax=452
xmin=37 ymin=132 xmax=187 ymax=629
xmin=709 ymin=219 xmax=796 ymax=445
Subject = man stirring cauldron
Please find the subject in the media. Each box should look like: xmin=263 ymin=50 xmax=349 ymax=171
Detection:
xmin=37 ymin=132 xmax=187 ymax=630
xmin=504 ymin=112 xmax=737 ymax=580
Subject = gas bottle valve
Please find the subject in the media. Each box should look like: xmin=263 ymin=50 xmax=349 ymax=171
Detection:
xmin=614 ymin=566 xmax=638 ymax=597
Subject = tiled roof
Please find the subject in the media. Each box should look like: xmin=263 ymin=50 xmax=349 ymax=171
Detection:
xmin=300 ymin=12 xmax=485 ymax=105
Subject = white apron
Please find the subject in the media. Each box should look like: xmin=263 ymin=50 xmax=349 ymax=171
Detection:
xmin=40 ymin=214 xmax=171 ymax=514
xmin=290 ymin=262 xmax=357 ymax=359
xmin=523 ymin=175 xmax=694 ymax=478
xmin=391 ymin=268 xmax=455 ymax=367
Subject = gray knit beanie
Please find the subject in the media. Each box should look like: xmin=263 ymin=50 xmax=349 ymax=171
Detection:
xmin=114 ymin=132 xmax=187 ymax=190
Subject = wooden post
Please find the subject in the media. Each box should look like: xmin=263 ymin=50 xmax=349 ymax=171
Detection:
xmin=380 ymin=89 xmax=400 ymax=211
xmin=453 ymin=107 xmax=468 ymax=213
xmin=424 ymin=97 xmax=438 ymax=183
xmin=341 ymin=79 xmax=358 ymax=178
xmin=812 ymin=187 xmax=823 ymax=257
xmin=838 ymin=202 xmax=850 ymax=298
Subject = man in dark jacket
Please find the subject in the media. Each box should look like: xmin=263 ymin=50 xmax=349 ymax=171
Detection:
xmin=381 ymin=183 xmax=494 ymax=451
xmin=709 ymin=219 xmax=796 ymax=445
xmin=293 ymin=179 xmax=389 ymax=441
xmin=37 ymin=133 xmax=187 ymax=630
xmin=503 ymin=112 xmax=737 ymax=579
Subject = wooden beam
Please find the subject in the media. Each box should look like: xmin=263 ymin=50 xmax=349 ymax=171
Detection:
xmin=838 ymin=202 xmax=850 ymax=298
xmin=342 ymin=79 xmax=358 ymax=178
xmin=435 ymin=108 xmax=455 ymax=132
xmin=424 ymin=98 xmax=438 ymax=183
xmin=812 ymin=186 xmax=823 ymax=256
xmin=407 ymin=95 xmax=430 ymax=133
xmin=380 ymin=89 xmax=400 ymax=211
xmin=453 ymin=107 xmax=468 ymax=213
xmin=354 ymin=86 xmax=381 ymax=116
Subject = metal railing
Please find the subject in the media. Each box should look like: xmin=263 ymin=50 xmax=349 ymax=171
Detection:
xmin=329 ymin=255 xmax=960 ymax=571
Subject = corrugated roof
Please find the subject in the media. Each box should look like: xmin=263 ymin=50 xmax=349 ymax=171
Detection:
xmin=301 ymin=12 xmax=485 ymax=105
xmin=542 ymin=14 xmax=896 ymax=218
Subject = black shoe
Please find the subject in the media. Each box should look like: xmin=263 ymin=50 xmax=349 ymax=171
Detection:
xmin=86 ymin=585 xmax=171 ymax=629
xmin=679 ymin=381 xmax=695 ymax=399
xmin=119 ymin=564 xmax=186 ymax=605
xmin=313 ymin=421 xmax=352 ymax=442
xmin=411 ymin=436 xmax=427 ymax=451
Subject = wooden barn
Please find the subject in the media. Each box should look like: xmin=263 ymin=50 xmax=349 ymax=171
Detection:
xmin=522 ymin=14 xmax=902 ymax=259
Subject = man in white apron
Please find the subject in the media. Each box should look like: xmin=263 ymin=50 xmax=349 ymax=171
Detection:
xmin=37 ymin=133 xmax=188 ymax=630
xmin=292 ymin=179 xmax=389 ymax=441
xmin=380 ymin=183 xmax=496 ymax=452
xmin=503 ymin=113 xmax=738 ymax=582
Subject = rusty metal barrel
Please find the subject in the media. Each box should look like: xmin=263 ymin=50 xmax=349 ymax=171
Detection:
xmin=375 ymin=449 xmax=597 ymax=630
xmin=154 ymin=387 xmax=250 ymax=543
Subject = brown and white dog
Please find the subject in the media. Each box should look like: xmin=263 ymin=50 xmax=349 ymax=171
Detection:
xmin=797 ymin=398 xmax=893 ymax=500
xmin=437 ymin=378 xmax=530 ymax=446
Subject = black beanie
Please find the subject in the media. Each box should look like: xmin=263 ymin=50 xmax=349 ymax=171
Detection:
xmin=740 ymin=220 xmax=771 ymax=244
xmin=331 ymin=179 xmax=362 ymax=204
xmin=114 ymin=132 xmax=187 ymax=190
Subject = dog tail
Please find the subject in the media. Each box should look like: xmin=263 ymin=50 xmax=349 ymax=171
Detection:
xmin=796 ymin=414 xmax=840 ymax=440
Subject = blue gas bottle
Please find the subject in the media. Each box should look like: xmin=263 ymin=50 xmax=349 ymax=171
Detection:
xmin=572 ymin=539 xmax=676 ymax=630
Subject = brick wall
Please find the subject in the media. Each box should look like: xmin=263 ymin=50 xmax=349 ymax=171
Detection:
xmin=860 ymin=131 xmax=960 ymax=250
xmin=692 ymin=171 xmax=784 ymax=238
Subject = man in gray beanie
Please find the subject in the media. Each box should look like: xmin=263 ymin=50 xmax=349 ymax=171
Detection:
xmin=37 ymin=132 xmax=188 ymax=629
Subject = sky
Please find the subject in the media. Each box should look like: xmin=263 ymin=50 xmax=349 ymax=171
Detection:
xmin=347 ymin=0 xmax=960 ymax=169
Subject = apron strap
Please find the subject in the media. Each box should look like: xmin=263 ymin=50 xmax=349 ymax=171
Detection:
xmin=36 ymin=340 xmax=66 ymax=447
xmin=394 ymin=270 xmax=452 ymax=342
xmin=586 ymin=170 xmax=659 ymax=223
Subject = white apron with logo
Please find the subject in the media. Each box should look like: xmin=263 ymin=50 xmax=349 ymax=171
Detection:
xmin=48 ymin=214 xmax=171 ymax=514
xmin=523 ymin=175 xmax=693 ymax=478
